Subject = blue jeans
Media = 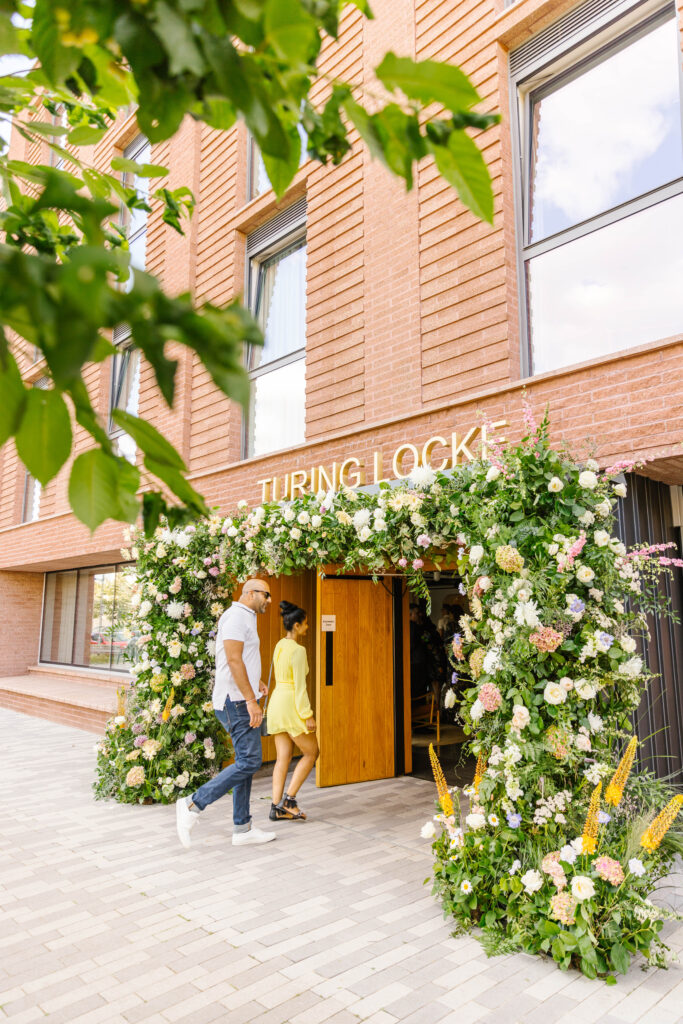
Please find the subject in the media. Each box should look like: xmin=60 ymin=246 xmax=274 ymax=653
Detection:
xmin=191 ymin=698 xmax=263 ymax=828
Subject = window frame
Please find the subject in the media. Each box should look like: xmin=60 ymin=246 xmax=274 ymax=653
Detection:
xmin=242 ymin=204 xmax=308 ymax=459
xmin=510 ymin=0 xmax=683 ymax=376
xmin=21 ymin=376 xmax=49 ymax=523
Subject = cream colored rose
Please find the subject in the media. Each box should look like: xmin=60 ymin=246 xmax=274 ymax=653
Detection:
xmin=571 ymin=875 xmax=595 ymax=901
xmin=543 ymin=682 xmax=567 ymax=705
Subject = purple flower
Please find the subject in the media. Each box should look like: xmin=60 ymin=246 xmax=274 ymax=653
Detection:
xmin=133 ymin=735 xmax=147 ymax=748
xmin=209 ymin=630 xmax=216 ymax=639
xmin=598 ymin=632 xmax=614 ymax=650
xmin=506 ymin=813 xmax=522 ymax=828
xmin=191 ymin=627 xmax=201 ymax=635
xmin=458 ymin=583 xmax=466 ymax=596
xmin=132 ymin=723 xmax=144 ymax=735
xmin=184 ymin=732 xmax=196 ymax=745
xmin=451 ymin=671 xmax=458 ymax=687
xmin=569 ymin=598 xmax=585 ymax=614
xmin=598 ymin=810 xmax=612 ymax=824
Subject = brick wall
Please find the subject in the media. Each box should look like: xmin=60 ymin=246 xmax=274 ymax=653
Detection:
xmin=0 ymin=570 xmax=44 ymax=676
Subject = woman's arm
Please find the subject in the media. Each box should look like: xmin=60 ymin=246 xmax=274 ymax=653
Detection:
xmin=292 ymin=646 xmax=314 ymax=723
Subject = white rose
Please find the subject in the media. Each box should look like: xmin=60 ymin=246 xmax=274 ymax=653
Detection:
xmin=311 ymin=515 xmax=322 ymax=528
xmin=486 ymin=465 xmax=501 ymax=482
xmin=297 ymin=511 xmax=310 ymax=525
xmin=466 ymin=812 xmax=486 ymax=830
xmin=575 ymin=732 xmax=591 ymax=752
xmin=576 ymin=565 xmax=595 ymax=584
xmin=548 ymin=477 xmax=563 ymax=493
xmin=544 ymin=682 xmax=567 ymax=706
xmin=358 ymin=525 xmax=372 ymax=542
xmin=585 ymin=459 xmax=599 ymax=472
xmin=547 ymin=543 xmax=559 ymax=555
xmin=620 ymin=636 xmax=637 ymax=653
xmin=521 ymin=869 xmax=543 ymax=894
xmin=620 ymin=656 xmax=643 ymax=678
xmin=511 ymin=704 xmax=530 ymax=731
xmin=579 ymin=511 xmax=595 ymax=526
xmin=155 ymin=544 xmax=167 ymax=558
xmin=574 ymin=679 xmax=597 ymax=700
xmin=509 ymin=859 xmax=521 ymax=876
xmin=352 ymin=508 xmax=371 ymax=530
xmin=444 ymin=689 xmax=456 ymax=709
xmin=595 ymin=499 xmax=612 ymax=517
xmin=470 ymin=698 xmax=484 ymax=721
xmin=578 ymin=470 xmax=598 ymax=490
xmin=139 ymin=600 xmax=152 ymax=618
xmin=588 ymin=713 xmax=603 ymax=733
xmin=374 ymin=519 xmax=387 ymax=532
xmin=420 ymin=821 xmax=436 ymax=839
xmin=571 ymin=875 xmax=596 ymax=902
xmin=283 ymin=507 xmax=295 ymax=522
xmin=477 ymin=575 xmax=493 ymax=592
xmin=290 ymin=527 xmax=301 ymax=541
xmin=469 ymin=545 xmax=484 ymax=564
xmin=628 ymin=858 xmax=646 ymax=877
xmin=594 ymin=530 xmax=610 ymax=547
xmin=559 ymin=844 xmax=577 ymax=864
xmin=613 ymin=483 xmax=627 ymax=498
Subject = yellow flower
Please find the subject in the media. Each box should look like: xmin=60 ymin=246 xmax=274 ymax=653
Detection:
xmin=428 ymin=744 xmax=454 ymax=817
xmin=469 ymin=648 xmax=485 ymax=680
xmin=640 ymin=796 xmax=683 ymax=852
xmin=605 ymin=736 xmax=637 ymax=806
xmin=474 ymin=753 xmax=487 ymax=793
xmin=495 ymin=545 xmax=525 ymax=573
xmin=126 ymin=765 xmax=145 ymax=787
xmin=581 ymin=782 xmax=601 ymax=854
xmin=161 ymin=688 xmax=175 ymax=723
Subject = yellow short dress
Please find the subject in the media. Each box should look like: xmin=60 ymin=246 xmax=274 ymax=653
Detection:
xmin=266 ymin=638 xmax=313 ymax=737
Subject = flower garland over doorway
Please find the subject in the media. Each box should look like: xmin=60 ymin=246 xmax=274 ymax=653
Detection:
xmin=94 ymin=409 xmax=683 ymax=978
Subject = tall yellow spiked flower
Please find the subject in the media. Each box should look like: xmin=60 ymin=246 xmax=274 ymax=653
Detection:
xmin=581 ymin=782 xmax=602 ymax=854
xmin=161 ymin=687 xmax=175 ymax=723
xmin=640 ymin=795 xmax=683 ymax=852
xmin=429 ymin=743 xmax=454 ymax=817
xmin=474 ymin=753 xmax=487 ymax=793
xmin=605 ymin=736 xmax=638 ymax=806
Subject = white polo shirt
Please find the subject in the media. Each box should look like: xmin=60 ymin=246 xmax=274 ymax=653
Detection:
xmin=212 ymin=602 xmax=262 ymax=709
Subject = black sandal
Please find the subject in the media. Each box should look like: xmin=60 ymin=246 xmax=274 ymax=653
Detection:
xmin=269 ymin=801 xmax=306 ymax=821
xmin=283 ymin=794 xmax=307 ymax=820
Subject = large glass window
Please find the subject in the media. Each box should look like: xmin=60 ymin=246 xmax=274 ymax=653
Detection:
xmin=21 ymin=377 xmax=49 ymax=523
xmin=40 ymin=564 xmax=136 ymax=672
xmin=516 ymin=8 xmax=683 ymax=374
xmin=121 ymin=133 xmax=151 ymax=290
xmin=246 ymin=231 xmax=307 ymax=457
xmin=247 ymin=126 xmax=308 ymax=201
xmin=109 ymin=337 xmax=141 ymax=461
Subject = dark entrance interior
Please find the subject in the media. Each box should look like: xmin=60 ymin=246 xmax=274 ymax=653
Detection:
xmin=407 ymin=572 xmax=474 ymax=784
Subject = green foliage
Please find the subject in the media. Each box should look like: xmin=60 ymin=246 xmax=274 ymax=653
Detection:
xmin=1 ymin=0 xmax=499 ymax=531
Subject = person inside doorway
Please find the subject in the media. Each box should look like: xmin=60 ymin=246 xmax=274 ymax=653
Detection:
xmin=410 ymin=601 xmax=448 ymax=699
xmin=267 ymin=601 xmax=319 ymax=821
xmin=175 ymin=578 xmax=276 ymax=849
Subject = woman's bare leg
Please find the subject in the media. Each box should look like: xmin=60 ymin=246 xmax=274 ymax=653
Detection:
xmin=286 ymin=732 xmax=320 ymax=797
xmin=272 ymin=733 xmax=294 ymax=805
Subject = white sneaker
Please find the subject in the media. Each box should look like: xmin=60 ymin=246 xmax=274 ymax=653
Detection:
xmin=176 ymin=796 xmax=199 ymax=848
xmin=232 ymin=827 xmax=276 ymax=846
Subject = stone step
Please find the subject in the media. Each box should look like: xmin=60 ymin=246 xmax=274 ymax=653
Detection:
xmin=0 ymin=670 xmax=128 ymax=734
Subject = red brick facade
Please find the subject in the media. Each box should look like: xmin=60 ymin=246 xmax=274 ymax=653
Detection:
xmin=1 ymin=0 xmax=682 ymax=683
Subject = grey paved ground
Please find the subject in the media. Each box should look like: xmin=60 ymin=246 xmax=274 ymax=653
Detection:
xmin=1 ymin=707 xmax=683 ymax=1024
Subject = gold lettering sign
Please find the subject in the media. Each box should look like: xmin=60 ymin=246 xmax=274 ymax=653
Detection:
xmin=258 ymin=419 xmax=508 ymax=502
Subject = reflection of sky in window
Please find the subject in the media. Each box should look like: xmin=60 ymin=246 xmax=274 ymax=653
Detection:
xmin=251 ymin=357 xmax=306 ymax=457
xmin=530 ymin=20 xmax=683 ymax=241
xmin=528 ymin=194 xmax=683 ymax=374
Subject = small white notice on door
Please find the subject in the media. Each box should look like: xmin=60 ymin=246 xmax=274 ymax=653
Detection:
xmin=321 ymin=615 xmax=336 ymax=632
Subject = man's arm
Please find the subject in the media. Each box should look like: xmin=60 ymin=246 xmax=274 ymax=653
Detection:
xmin=225 ymin=638 xmax=262 ymax=728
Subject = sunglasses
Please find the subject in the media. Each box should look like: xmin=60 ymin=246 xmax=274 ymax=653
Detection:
xmin=252 ymin=590 xmax=272 ymax=599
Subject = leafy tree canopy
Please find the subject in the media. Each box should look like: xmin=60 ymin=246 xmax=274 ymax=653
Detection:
xmin=0 ymin=0 xmax=499 ymax=533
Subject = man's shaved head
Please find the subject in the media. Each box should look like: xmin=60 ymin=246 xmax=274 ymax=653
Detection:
xmin=240 ymin=577 xmax=271 ymax=613
xmin=242 ymin=578 xmax=268 ymax=595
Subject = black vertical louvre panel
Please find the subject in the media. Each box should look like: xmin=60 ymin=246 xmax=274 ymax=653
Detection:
xmin=617 ymin=475 xmax=683 ymax=784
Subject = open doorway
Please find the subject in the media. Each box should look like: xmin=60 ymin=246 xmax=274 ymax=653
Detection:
xmin=407 ymin=573 xmax=475 ymax=785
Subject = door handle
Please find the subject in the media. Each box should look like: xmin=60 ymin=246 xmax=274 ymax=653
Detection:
xmin=325 ymin=631 xmax=334 ymax=687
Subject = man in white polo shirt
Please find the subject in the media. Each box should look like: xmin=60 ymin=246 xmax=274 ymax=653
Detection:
xmin=176 ymin=578 xmax=276 ymax=848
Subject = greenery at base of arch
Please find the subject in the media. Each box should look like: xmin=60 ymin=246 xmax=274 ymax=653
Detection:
xmin=94 ymin=408 xmax=683 ymax=981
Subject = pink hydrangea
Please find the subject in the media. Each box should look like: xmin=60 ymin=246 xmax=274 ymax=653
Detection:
xmin=180 ymin=663 xmax=196 ymax=680
xmin=549 ymin=891 xmax=577 ymax=925
xmin=529 ymin=626 xmax=564 ymax=652
xmin=478 ymin=683 xmax=502 ymax=712
xmin=412 ymin=558 xmax=424 ymax=570
xmin=594 ymin=856 xmax=625 ymax=886
xmin=541 ymin=851 xmax=567 ymax=890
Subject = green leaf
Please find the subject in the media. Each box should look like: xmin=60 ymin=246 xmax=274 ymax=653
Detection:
xmin=264 ymin=0 xmax=319 ymax=65
xmin=110 ymin=158 xmax=169 ymax=178
xmin=144 ymin=456 xmax=209 ymax=515
xmin=69 ymin=449 xmax=139 ymax=531
xmin=260 ymin=119 xmax=301 ymax=198
xmin=427 ymin=130 xmax=494 ymax=224
xmin=0 ymin=347 xmax=27 ymax=447
xmin=151 ymin=2 xmax=206 ymax=77
xmin=15 ymin=387 xmax=72 ymax=485
xmin=376 ymin=53 xmax=480 ymax=112
xmin=68 ymin=125 xmax=108 ymax=147
xmin=610 ymin=942 xmax=630 ymax=975
xmin=111 ymin=410 xmax=187 ymax=470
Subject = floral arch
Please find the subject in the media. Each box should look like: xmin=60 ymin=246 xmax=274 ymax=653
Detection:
xmin=95 ymin=409 xmax=683 ymax=979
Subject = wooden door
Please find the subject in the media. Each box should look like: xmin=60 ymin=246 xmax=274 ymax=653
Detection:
xmin=316 ymin=576 xmax=395 ymax=786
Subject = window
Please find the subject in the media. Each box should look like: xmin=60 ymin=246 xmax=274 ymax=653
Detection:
xmin=247 ymin=126 xmax=308 ymax=201
xmin=121 ymin=133 xmax=151 ymax=290
xmin=109 ymin=330 xmax=141 ymax=462
xmin=40 ymin=564 xmax=136 ymax=672
xmin=50 ymin=104 xmax=66 ymax=170
xmin=21 ymin=377 xmax=49 ymax=523
xmin=513 ymin=3 xmax=683 ymax=375
xmin=245 ymin=201 xmax=307 ymax=457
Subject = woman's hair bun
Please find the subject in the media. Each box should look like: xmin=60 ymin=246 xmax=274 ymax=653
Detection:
xmin=280 ymin=600 xmax=307 ymax=630
xmin=280 ymin=600 xmax=297 ymax=614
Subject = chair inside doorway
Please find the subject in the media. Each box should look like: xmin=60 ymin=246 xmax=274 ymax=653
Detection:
xmin=408 ymin=573 xmax=472 ymax=783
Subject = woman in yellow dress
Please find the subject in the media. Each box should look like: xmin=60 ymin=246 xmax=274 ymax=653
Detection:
xmin=267 ymin=601 xmax=319 ymax=821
